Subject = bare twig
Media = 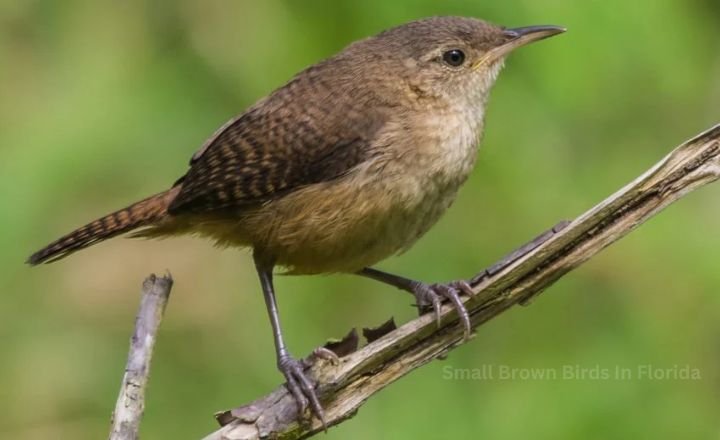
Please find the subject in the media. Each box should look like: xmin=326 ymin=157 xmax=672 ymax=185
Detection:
xmin=109 ymin=274 xmax=173 ymax=440
xmin=201 ymin=123 xmax=720 ymax=440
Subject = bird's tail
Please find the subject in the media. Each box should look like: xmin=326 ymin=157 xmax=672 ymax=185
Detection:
xmin=27 ymin=189 xmax=176 ymax=265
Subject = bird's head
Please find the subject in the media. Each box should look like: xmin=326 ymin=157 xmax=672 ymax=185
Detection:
xmin=344 ymin=16 xmax=565 ymax=111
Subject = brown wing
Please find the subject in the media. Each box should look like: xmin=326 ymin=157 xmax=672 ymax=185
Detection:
xmin=168 ymin=62 xmax=388 ymax=215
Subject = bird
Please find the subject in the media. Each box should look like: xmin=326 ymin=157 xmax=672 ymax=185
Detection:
xmin=28 ymin=16 xmax=565 ymax=424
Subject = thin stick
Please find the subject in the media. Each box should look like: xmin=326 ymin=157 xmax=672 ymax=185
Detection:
xmin=109 ymin=274 xmax=173 ymax=440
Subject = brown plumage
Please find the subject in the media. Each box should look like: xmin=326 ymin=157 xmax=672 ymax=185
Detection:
xmin=28 ymin=16 xmax=564 ymax=424
xmin=27 ymin=188 xmax=178 ymax=265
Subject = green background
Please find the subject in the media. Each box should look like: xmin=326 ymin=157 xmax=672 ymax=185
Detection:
xmin=1 ymin=1 xmax=719 ymax=438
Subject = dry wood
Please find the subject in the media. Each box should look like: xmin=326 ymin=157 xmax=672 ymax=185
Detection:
xmin=109 ymin=274 xmax=173 ymax=440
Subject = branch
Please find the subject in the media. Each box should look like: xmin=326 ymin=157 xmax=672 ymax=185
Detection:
xmin=109 ymin=274 xmax=173 ymax=440
xmin=204 ymin=124 xmax=720 ymax=440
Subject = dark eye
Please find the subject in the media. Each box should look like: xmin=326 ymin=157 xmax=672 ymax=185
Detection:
xmin=442 ymin=49 xmax=465 ymax=67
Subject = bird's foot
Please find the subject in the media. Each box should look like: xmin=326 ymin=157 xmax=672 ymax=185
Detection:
xmin=411 ymin=280 xmax=475 ymax=340
xmin=278 ymin=353 xmax=327 ymax=426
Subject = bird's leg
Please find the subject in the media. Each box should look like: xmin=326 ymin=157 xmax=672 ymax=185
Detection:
xmin=357 ymin=221 xmax=571 ymax=339
xmin=357 ymin=267 xmax=475 ymax=339
xmin=254 ymin=255 xmax=328 ymax=425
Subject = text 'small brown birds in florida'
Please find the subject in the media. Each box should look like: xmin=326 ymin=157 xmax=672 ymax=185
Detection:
xmin=28 ymin=17 xmax=565 ymax=424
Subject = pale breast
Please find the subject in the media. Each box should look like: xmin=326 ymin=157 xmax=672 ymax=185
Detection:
xmin=386 ymin=108 xmax=482 ymax=250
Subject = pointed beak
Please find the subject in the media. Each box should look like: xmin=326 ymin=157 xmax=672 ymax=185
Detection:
xmin=502 ymin=25 xmax=567 ymax=43
xmin=474 ymin=25 xmax=566 ymax=69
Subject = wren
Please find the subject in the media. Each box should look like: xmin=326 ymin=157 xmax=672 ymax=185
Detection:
xmin=28 ymin=17 xmax=565 ymax=423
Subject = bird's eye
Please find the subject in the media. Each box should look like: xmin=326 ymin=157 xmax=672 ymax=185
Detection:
xmin=442 ymin=49 xmax=466 ymax=67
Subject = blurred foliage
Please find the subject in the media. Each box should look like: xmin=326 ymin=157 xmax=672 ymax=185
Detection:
xmin=1 ymin=0 xmax=719 ymax=438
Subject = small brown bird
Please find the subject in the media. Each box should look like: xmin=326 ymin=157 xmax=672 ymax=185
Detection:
xmin=28 ymin=17 xmax=564 ymax=422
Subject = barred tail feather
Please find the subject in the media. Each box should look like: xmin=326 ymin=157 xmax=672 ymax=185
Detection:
xmin=27 ymin=190 xmax=175 ymax=265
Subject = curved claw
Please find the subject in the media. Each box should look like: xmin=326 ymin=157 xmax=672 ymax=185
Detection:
xmin=451 ymin=280 xmax=475 ymax=297
xmin=412 ymin=281 xmax=474 ymax=341
xmin=411 ymin=283 xmax=442 ymax=326
xmin=432 ymin=284 xmax=471 ymax=340
xmin=309 ymin=346 xmax=341 ymax=366
xmin=279 ymin=354 xmax=326 ymax=428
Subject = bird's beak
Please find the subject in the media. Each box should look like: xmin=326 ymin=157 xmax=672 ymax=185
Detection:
xmin=473 ymin=25 xmax=566 ymax=69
